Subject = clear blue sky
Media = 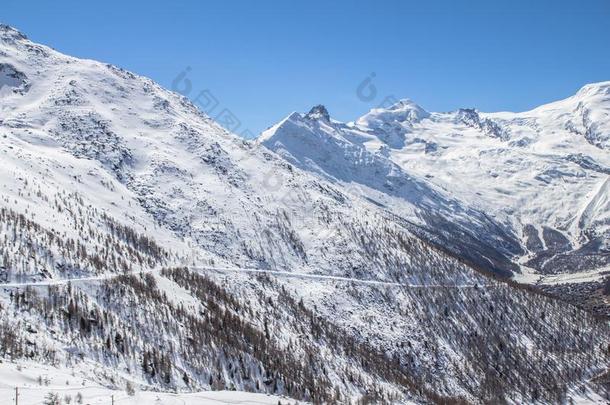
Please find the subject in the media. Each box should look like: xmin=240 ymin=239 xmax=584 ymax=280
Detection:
xmin=3 ymin=0 xmax=610 ymax=136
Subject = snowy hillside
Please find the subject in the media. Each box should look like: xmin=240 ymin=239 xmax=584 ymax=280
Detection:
xmin=259 ymin=105 xmax=522 ymax=278
xmin=261 ymin=85 xmax=610 ymax=314
xmin=1 ymin=24 xmax=609 ymax=404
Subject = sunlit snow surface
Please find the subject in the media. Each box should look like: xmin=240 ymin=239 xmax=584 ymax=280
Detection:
xmin=261 ymin=82 xmax=610 ymax=282
xmin=0 ymin=362 xmax=304 ymax=405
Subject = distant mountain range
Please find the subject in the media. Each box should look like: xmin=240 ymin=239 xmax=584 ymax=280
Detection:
xmin=261 ymin=82 xmax=610 ymax=312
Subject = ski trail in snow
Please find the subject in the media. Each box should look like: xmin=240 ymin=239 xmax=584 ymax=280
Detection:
xmin=0 ymin=265 xmax=494 ymax=289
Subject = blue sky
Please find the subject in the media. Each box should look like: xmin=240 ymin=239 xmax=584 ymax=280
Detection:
xmin=3 ymin=0 xmax=610 ymax=136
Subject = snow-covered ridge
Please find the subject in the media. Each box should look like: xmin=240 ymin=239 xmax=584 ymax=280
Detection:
xmin=261 ymin=81 xmax=610 ymax=286
xmin=260 ymin=104 xmax=523 ymax=276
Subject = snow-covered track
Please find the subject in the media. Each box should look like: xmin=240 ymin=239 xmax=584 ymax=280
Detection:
xmin=0 ymin=265 xmax=495 ymax=289
xmin=190 ymin=265 xmax=494 ymax=289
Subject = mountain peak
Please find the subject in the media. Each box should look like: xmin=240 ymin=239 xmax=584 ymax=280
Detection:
xmin=356 ymin=98 xmax=430 ymax=131
xmin=0 ymin=24 xmax=28 ymax=41
xmin=576 ymin=81 xmax=610 ymax=97
xmin=383 ymin=99 xmax=430 ymax=120
xmin=386 ymin=98 xmax=425 ymax=111
xmin=305 ymin=104 xmax=331 ymax=122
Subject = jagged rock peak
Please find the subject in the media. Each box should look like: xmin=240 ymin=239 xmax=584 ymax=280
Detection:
xmin=305 ymin=104 xmax=331 ymax=122
xmin=0 ymin=24 xmax=28 ymax=41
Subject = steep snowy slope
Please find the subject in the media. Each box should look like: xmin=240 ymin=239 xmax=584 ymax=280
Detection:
xmin=261 ymin=85 xmax=610 ymax=289
xmin=1 ymin=24 xmax=609 ymax=404
xmin=260 ymin=105 xmax=523 ymax=277
xmin=0 ymin=23 xmax=504 ymax=289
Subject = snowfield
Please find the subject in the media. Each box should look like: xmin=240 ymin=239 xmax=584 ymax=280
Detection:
xmin=0 ymin=362 xmax=302 ymax=405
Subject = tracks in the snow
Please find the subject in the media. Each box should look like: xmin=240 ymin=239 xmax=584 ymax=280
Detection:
xmin=0 ymin=264 xmax=493 ymax=289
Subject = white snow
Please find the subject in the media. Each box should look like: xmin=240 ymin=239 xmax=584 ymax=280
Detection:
xmin=261 ymin=82 xmax=610 ymax=282
xmin=0 ymin=362 xmax=301 ymax=405
xmin=1 ymin=23 xmax=609 ymax=405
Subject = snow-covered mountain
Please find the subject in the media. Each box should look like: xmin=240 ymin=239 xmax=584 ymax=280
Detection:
xmin=1 ymin=24 xmax=609 ymax=404
xmin=260 ymin=84 xmax=610 ymax=312
xmin=259 ymin=105 xmax=524 ymax=278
